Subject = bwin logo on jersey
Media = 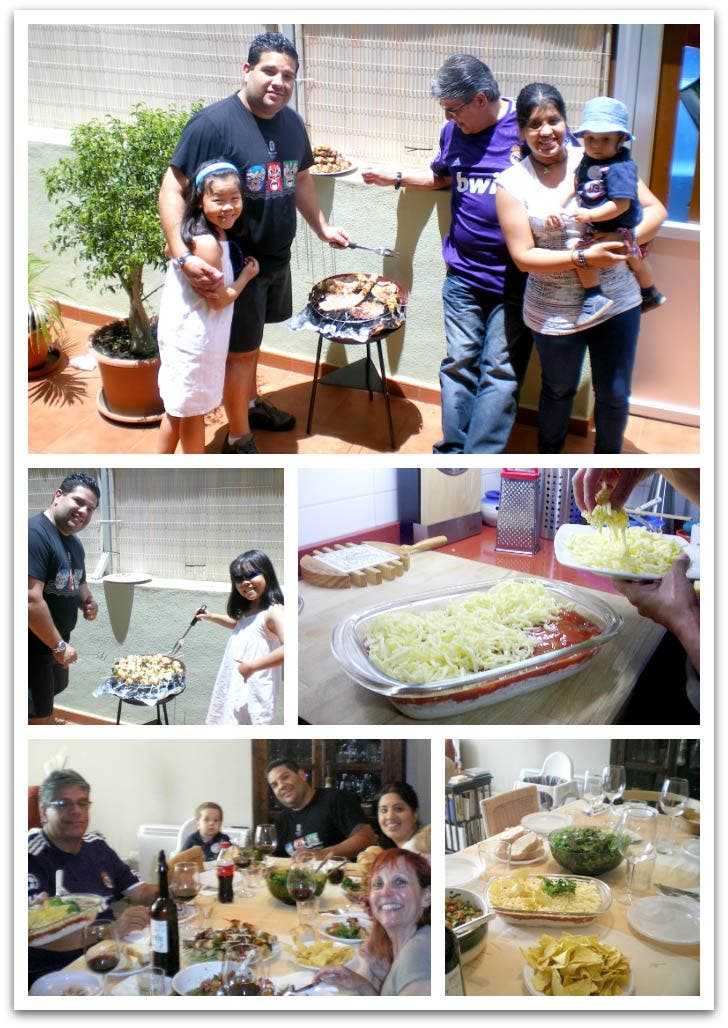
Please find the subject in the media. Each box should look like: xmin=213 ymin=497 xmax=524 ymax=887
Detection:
xmin=455 ymin=170 xmax=496 ymax=195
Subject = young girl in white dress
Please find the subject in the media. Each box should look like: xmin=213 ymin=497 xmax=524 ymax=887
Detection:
xmin=198 ymin=550 xmax=284 ymax=725
xmin=157 ymin=160 xmax=259 ymax=454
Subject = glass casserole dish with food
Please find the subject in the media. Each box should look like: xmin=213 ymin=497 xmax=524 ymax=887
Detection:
xmin=330 ymin=578 xmax=622 ymax=719
xmin=486 ymin=873 xmax=613 ymax=927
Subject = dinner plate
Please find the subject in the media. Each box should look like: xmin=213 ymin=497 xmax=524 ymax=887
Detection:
xmin=275 ymin=971 xmax=340 ymax=995
xmin=198 ymin=868 xmax=244 ymax=891
xmin=310 ymin=160 xmax=356 ymax=177
xmin=494 ymin=848 xmax=545 ymax=866
xmin=318 ymin=912 xmax=372 ymax=944
xmin=554 ymin=523 xmax=698 ymax=581
xmin=30 ymin=969 xmax=103 ymax=996
xmin=284 ymin=937 xmax=356 ymax=970
xmin=520 ymin=811 xmax=572 ymax=836
xmin=444 ymin=854 xmax=480 ymax=887
xmin=523 ymin=963 xmax=634 ymax=996
xmin=626 ymin=895 xmax=700 ymax=945
xmin=683 ymin=837 xmax=700 ymax=860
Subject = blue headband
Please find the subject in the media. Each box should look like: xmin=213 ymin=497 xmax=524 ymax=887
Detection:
xmin=195 ymin=162 xmax=240 ymax=188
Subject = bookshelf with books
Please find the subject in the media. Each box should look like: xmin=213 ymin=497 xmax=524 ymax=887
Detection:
xmin=445 ymin=773 xmax=493 ymax=853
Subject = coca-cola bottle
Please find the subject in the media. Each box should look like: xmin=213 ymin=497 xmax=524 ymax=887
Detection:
xmin=217 ymin=840 xmax=234 ymax=903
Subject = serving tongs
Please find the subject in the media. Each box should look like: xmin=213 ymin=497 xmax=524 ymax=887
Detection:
xmin=347 ymin=241 xmax=399 ymax=258
xmin=168 ymin=604 xmax=206 ymax=657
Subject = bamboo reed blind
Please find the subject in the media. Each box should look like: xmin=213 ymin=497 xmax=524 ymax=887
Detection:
xmin=28 ymin=23 xmax=611 ymax=163
xmin=27 ymin=468 xmax=284 ymax=585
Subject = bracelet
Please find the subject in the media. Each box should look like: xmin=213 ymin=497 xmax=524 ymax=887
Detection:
xmin=576 ymin=248 xmax=589 ymax=269
xmin=394 ymin=171 xmax=403 ymax=191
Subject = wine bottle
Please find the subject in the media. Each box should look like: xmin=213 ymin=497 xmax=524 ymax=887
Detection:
xmin=150 ymin=849 xmax=180 ymax=977
xmin=445 ymin=926 xmax=466 ymax=996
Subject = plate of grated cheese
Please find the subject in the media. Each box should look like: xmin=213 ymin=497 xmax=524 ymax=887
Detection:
xmin=554 ymin=524 xmax=699 ymax=582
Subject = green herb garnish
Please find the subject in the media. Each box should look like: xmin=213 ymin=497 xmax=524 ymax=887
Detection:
xmin=539 ymin=876 xmax=577 ymax=897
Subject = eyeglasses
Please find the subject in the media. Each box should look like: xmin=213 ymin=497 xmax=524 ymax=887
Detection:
xmin=232 ymin=571 xmax=262 ymax=584
xmin=441 ymin=96 xmax=475 ymax=119
xmin=47 ymin=799 xmax=92 ymax=811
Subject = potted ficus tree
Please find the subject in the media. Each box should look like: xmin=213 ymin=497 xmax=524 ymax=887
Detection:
xmin=42 ymin=101 xmax=202 ymax=421
xmin=28 ymin=253 xmax=67 ymax=375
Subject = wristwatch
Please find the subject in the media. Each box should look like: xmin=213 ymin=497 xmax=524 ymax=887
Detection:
xmin=52 ymin=640 xmax=67 ymax=654
xmin=174 ymin=251 xmax=193 ymax=271
xmin=394 ymin=171 xmax=403 ymax=190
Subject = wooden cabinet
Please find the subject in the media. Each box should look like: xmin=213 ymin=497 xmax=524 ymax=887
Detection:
xmin=252 ymin=739 xmax=406 ymax=830
xmin=609 ymin=739 xmax=699 ymax=799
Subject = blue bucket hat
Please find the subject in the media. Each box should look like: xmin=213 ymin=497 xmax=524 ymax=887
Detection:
xmin=574 ymin=96 xmax=634 ymax=141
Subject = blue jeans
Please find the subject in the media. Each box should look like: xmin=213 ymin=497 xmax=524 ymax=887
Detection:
xmin=533 ymin=306 xmax=641 ymax=453
xmin=434 ymin=272 xmax=522 ymax=453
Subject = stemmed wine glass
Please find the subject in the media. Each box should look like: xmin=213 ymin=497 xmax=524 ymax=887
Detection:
xmin=222 ymin=944 xmax=262 ymax=995
xmin=254 ymin=824 xmax=277 ymax=867
xmin=658 ymin=777 xmax=690 ymax=854
xmin=83 ymin=921 xmax=121 ymax=992
xmin=170 ymin=861 xmax=201 ymax=920
xmin=616 ymin=804 xmax=658 ymax=905
xmin=601 ymin=765 xmax=626 ymax=821
xmin=582 ymin=771 xmax=605 ymax=816
xmin=287 ymin=864 xmax=318 ymax=925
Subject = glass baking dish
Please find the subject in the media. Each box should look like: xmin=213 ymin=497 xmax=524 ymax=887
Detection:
xmin=330 ymin=578 xmax=623 ymax=720
xmin=486 ymin=874 xmax=613 ymax=928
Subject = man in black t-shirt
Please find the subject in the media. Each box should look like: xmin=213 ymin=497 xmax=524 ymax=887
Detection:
xmin=159 ymin=31 xmax=350 ymax=455
xmin=266 ymin=758 xmax=377 ymax=860
xmin=28 ymin=473 xmax=100 ymax=724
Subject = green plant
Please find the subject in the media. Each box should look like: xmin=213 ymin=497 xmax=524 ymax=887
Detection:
xmin=28 ymin=254 xmax=67 ymax=353
xmin=43 ymin=101 xmax=202 ymax=357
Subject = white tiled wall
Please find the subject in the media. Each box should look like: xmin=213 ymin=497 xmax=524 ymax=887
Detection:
xmin=298 ymin=468 xmax=399 ymax=546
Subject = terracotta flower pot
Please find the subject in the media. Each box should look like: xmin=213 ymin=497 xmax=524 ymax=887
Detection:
xmin=90 ymin=319 xmax=164 ymax=423
xmin=28 ymin=329 xmax=50 ymax=370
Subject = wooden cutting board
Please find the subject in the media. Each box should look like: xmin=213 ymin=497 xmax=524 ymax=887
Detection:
xmin=299 ymin=536 xmax=447 ymax=588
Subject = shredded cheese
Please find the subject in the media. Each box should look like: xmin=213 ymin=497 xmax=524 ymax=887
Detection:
xmin=363 ymin=580 xmax=570 ymax=683
xmin=584 ymin=500 xmax=629 ymax=541
xmin=567 ymin=526 xmax=684 ymax=576
xmin=489 ymin=871 xmax=602 ymax=914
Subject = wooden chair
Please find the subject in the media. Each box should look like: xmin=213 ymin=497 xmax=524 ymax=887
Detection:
xmin=480 ymin=785 xmax=539 ymax=837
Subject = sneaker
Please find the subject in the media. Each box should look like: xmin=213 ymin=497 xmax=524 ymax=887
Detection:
xmin=575 ymin=294 xmax=615 ymax=327
xmin=248 ymin=396 xmax=296 ymax=432
xmin=221 ymin=433 xmax=260 ymax=455
xmin=641 ymin=290 xmax=667 ymax=313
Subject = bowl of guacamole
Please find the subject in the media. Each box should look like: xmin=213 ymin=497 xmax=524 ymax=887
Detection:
xmin=548 ymin=826 xmax=624 ymax=876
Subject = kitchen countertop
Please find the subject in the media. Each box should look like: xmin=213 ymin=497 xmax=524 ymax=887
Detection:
xmin=297 ymin=548 xmax=665 ymax=726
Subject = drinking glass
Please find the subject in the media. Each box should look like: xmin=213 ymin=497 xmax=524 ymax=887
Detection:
xmin=658 ymin=777 xmax=690 ymax=854
xmin=244 ymin=860 xmax=266 ymax=893
xmin=170 ymin=861 xmax=201 ymax=919
xmin=616 ymin=804 xmax=658 ymax=905
xmin=287 ymin=865 xmax=318 ymax=925
xmin=601 ymin=764 xmax=626 ymax=822
xmin=222 ymin=943 xmax=262 ymax=995
xmin=83 ymin=921 xmax=121 ymax=991
xmin=132 ymin=966 xmax=166 ymax=996
xmin=582 ymin=772 xmax=605 ymax=816
xmin=254 ymin=824 xmax=277 ymax=866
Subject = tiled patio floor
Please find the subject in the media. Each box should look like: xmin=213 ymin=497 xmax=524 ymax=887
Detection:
xmin=28 ymin=314 xmax=700 ymax=456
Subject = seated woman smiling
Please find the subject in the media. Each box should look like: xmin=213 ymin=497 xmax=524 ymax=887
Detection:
xmin=312 ymin=849 xmax=431 ymax=996
xmin=376 ymin=782 xmax=431 ymax=861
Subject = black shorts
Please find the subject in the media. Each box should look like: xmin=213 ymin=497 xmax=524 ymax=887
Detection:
xmin=28 ymin=650 xmax=69 ymax=718
xmin=228 ymin=263 xmax=293 ymax=354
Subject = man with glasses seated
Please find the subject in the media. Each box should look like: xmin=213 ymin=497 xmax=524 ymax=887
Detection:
xmin=362 ymin=54 xmax=533 ymax=454
xmin=28 ymin=770 xmax=157 ymax=986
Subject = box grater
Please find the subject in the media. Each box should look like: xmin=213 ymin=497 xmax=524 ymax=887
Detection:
xmin=539 ymin=469 xmax=582 ymax=539
xmin=495 ymin=469 xmax=542 ymax=554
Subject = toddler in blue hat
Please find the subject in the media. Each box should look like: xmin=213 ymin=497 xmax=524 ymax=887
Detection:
xmin=546 ymin=96 xmax=666 ymax=324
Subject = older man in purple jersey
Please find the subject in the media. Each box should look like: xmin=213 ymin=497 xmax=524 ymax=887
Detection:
xmin=362 ymin=54 xmax=532 ymax=454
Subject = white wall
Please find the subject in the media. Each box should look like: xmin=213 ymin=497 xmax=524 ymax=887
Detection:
xmin=456 ymin=739 xmax=612 ymax=794
xmin=28 ymin=740 xmax=253 ymax=865
xmin=298 ymin=468 xmax=399 ymax=546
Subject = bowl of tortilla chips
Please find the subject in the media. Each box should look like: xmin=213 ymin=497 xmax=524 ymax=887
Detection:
xmin=522 ymin=932 xmax=633 ymax=996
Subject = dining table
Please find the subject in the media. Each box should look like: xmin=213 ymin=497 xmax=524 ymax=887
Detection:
xmin=54 ymin=859 xmax=368 ymax=998
xmin=446 ymin=799 xmax=700 ymax=997
xmin=297 ymin=551 xmax=666 ymax=725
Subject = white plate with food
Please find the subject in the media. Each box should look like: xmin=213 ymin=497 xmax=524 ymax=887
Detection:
xmin=626 ymin=895 xmax=700 ymax=945
xmin=520 ymin=811 xmax=572 ymax=836
xmin=523 ymin=961 xmax=634 ymax=996
xmin=554 ymin=523 xmax=698 ymax=581
xmin=683 ymin=837 xmax=700 ymax=860
xmin=30 ymin=969 xmax=104 ymax=996
xmin=444 ymin=854 xmax=480 ymax=887
xmin=318 ymin=913 xmax=372 ymax=944
xmin=309 ymin=145 xmax=356 ymax=176
xmin=284 ymin=937 xmax=356 ymax=970
xmin=494 ymin=850 xmax=545 ymax=866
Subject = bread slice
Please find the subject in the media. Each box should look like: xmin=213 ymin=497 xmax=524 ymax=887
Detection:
xmin=499 ymin=826 xmax=529 ymax=845
xmin=510 ymin=831 xmax=543 ymax=862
